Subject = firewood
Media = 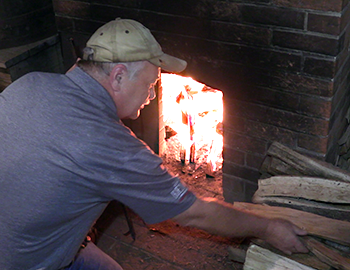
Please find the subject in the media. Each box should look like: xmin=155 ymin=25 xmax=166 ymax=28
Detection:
xmin=252 ymin=196 xmax=350 ymax=222
xmin=260 ymin=142 xmax=350 ymax=183
xmin=253 ymin=176 xmax=350 ymax=204
xmin=233 ymin=202 xmax=350 ymax=246
xmin=228 ymin=246 xmax=247 ymax=263
xmin=302 ymin=236 xmax=350 ymax=270
xmin=250 ymin=239 xmax=332 ymax=270
xmin=243 ymin=244 xmax=317 ymax=270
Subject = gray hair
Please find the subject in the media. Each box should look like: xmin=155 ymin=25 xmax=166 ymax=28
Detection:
xmin=81 ymin=47 xmax=146 ymax=80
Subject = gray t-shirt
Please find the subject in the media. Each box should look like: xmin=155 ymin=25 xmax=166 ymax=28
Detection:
xmin=0 ymin=67 xmax=196 ymax=270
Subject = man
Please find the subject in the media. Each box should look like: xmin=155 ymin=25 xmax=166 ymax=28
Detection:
xmin=0 ymin=18 xmax=308 ymax=270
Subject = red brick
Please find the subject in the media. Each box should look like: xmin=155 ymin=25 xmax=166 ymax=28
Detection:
xmin=303 ymin=56 xmax=337 ymax=78
xmin=244 ymin=181 xmax=259 ymax=202
xmin=74 ymin=19 xmax=102 ymax=34
xmin=266 ymin=71 xmax=335 ymax=97
xmin=297 ymin=134 xmax=329 ymax=154
xmin=223 ymin=161 xmax=261 ymax=183
xmin=245 ymin=121 xmax=297 ymax=146
xmin=222 ymin=146 xmax=245 ymax=165
xmin=222 ymin=114 xmax=246 ymax=134
xmin=91 ymin=4 xmax=141 ymax=23
xmin=241 ymin=5 xmax=305 ymax=29
xmin=212 ymin=2 xmax=240 ymax=22
xmin=53 ymin=0 xmax=90 ymax=18
xmin=229 ymin=101 xmax=330 ymax=136
xmin=228 ymin=85 xmax=300 ymax=112
xmin=141 ymin=0 xmax=213 ymax=18
xmin=307 ymin=13 xmax=342 ymax=35
xmin=55 ymin=16 xmax=74 ymax=31
xmin=217 ymin=44 xmax=302 ymax=72
xmin=211 ymin=22 xmax=271 ymax=46
xmin=271 ymin=0 xmax=345 ymax=12
xmin=0 ymin=0 xmax=53 ymax=17
xmin=246 ymin=153 xmax=265 ymax=169
xmin=224 ymin=131 xmax=267 ymax=155
xmin=222 ymin=175 xmax=247 ymax=202
xmin=298 ymin=96 xmax=332 ymax=118
xmin=272 ymin=29 xmax=344 ymax=56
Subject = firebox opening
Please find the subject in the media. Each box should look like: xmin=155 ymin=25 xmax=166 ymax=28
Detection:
xmin=160 ymin=73 xmax=224 ymax=179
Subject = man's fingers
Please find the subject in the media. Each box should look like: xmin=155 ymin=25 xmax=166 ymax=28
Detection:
xmin=294 ymin=239 xmax=309 ymax=253
xmin=293 ymin=224 xmax=308 ymax=236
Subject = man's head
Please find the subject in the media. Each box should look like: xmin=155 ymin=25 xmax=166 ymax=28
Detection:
xmin=83 ymin=18 xmax=187 ymax=73
xmin=80 ymin=18 xmax=186 ymax=119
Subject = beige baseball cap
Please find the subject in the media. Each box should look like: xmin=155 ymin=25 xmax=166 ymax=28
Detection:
xmin=83 ymin=18 xmax=187 ymax=72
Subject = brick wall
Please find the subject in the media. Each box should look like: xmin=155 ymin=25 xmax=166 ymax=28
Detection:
xmin=53 ymin=0 xmax=350 ymax=202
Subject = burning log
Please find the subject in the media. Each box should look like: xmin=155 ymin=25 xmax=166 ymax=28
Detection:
xmin=176 ymin=85 xmax=196 ymax=164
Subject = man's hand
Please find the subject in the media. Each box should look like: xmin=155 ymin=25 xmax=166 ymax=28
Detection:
xmin=262 ymin=218 xmax=309 ymax=255
xmin=173 ymin=198 xmax=309 ymax=255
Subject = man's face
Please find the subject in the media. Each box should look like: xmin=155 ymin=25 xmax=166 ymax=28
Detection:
xmin=119 ymin=62 xmax=160 ymax=119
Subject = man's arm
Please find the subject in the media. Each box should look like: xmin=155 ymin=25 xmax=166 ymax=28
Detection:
xmin=172 ymin=197 xmax=308 ymax=255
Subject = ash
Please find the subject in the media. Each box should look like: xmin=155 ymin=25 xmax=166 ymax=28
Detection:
xmin=161 ymin=134 xmax=224 ymax=200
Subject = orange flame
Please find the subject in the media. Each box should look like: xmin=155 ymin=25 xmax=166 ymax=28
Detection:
xmin=161 ymin=73 xmax=223 ymax=172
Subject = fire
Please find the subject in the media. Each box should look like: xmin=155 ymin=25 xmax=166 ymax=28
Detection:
xmin=161 ymin=73 xmax=223 ymax=175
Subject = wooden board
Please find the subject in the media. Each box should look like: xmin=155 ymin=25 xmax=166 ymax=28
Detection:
xmin=233 ymin=202 xmax=350 ymax=246
xmin=251 ymin=196 xmax=350 ymax=222
xmin=260 ymin=142 xmax=350 ymax=183
xmin=253 ymin=176 xmax=350 ymax=204
xmin=244 ymin=244 xmax=317 ymax=270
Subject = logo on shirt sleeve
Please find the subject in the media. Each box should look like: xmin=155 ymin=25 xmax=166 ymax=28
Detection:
xmin=170 ymin=182 xmax=188 ymax=200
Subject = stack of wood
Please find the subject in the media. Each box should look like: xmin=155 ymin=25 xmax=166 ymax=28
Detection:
xmin=337 ymin=107 xmax=350 ymax=171
xmin=237 ymin=142 xmax=350 ymax=270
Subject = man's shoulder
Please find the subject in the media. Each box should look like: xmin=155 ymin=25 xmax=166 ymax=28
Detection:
xmin=15 ymin=71 xmax=65 ymax=85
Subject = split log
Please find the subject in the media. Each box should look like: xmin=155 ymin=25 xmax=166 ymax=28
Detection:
xmin=253 ymin=176 xmax=350 ymax=204
xmin=302 ymin=236 xmax=350 ymax=270
xmin=233 ymin=202 xmax=350 ymax=246
xmin=228 ymin=246 xmax=247 ymax=264
xmin=260 ymin=142 xmax=350 ymax=183
xmin=243 ymin=244 xmax=317 ymax=270
xmin=251 ymin=239 xmax=332 ymax=270
xmin=252 ymin=196 xmax=350 ymax=222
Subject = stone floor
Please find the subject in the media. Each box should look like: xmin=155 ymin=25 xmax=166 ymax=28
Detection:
xmin=94 ymin=201 xmax=245 ymax=270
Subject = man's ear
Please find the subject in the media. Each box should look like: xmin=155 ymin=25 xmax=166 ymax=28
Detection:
xmin=110 ymin=64 xmax=127 ymax=91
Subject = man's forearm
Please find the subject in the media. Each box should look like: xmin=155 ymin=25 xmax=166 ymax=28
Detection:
xmin=172 ymin=197 xmax=309 ymax=255
xmin=173 ymin=197 xmax=269 ymax=239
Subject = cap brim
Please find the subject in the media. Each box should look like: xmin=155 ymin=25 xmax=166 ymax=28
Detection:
xmin=149 ymin=53 xmax=187 ymax=73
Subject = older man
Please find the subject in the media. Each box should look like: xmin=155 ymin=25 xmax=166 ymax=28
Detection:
xmin=0 ymin=18 xmax=308 ymax=270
